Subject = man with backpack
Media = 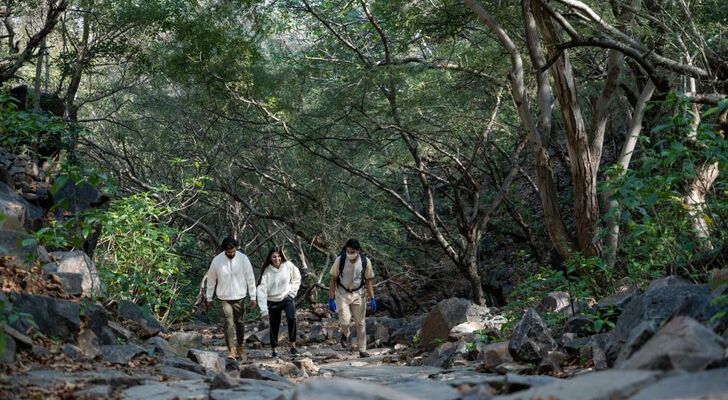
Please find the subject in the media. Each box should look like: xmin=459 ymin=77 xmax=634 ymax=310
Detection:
xmin=327 ymin=238 xmax=377 ymax=358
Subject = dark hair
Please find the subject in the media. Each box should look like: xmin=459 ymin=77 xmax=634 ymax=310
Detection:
xmin=221 ymin=236 xmax=238 ymax=250
xmin=341 ymin=238 xmax=361 ymax=253
xmin=258 ymin=247 xmax=287 ymax=285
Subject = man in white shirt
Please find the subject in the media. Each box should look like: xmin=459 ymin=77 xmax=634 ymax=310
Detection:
xmin=205 ymin=237 xmax=257 ymax=361
xmin=327 ymin=238 xmax=376 ymax=358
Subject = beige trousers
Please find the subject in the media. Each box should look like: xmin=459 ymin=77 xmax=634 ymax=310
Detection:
xmin=335 ymin=287 xmax=367 ymax=352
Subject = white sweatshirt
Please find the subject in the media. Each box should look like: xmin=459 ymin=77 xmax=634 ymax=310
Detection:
xmin=205 ymin=251 xmax=256 ymax=302
xmin=256 ymin=260 xmax=301 ymax=316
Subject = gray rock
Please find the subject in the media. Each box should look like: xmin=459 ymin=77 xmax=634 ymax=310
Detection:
xmin=319 ymin=363 xmax=442 ymax=384
xmin=494 ymin=370 xmax=662 ymax=400
xmin=614 ymin=320 xmax=657 ymax=365
xmin=49 ymin=250 xmax=101 ymax=297
xmin=210 ymin=371 xmax=237 ymax=389
xmin=160 ymin=357 xmax=207 ymax=375
xmin=47 ymin=272 xmax=84 ymax=296
xmin=62 ymin=343 xmax=88 ymax=361
xmin=627 ymin=367 xmax=728 ymax=400
xmin=278 ymin=378 xmax=418 ymax=400
xmin=391 ymin=314 xmax=426 ymax=345
xmin=115 ymin=300 xmax=164 ymax=338
xmin=78 ymin=330 xmax=101 ymax=358
xmin=507 ymin=308 xmax=556 ymax=363
xmin=75 ymin=384 xmax=112 ymax=399
xmin=239 ymin=366 xmax=291 ymax=383
xmin=144 ymin=336 xmax=176 ymax=357
xmin=420 ymin=298 xmax=493 ymax=350
xmin=157 ymin=365 xmax=206 ymax=380
xmin=423 ymin=340 xmax=466 ymax=368
xmin=108 ymin=320 xmax=133 ymax=341
xmin=4 ymin=324 xmax=33 ymax=348
xmin=477 ymin=341 xmax=513 ymax=371
xmin=9 ymin=292 xmax=80 ymax=342
xmin=168 ymin=331 xmax=203 ymax=348
xmin=618 ymin=316 xmax=726 ymax=371
xmin=609 ymin=283 xmax=711 ymax=360
xmin=0 ymin=181 xmax=44 ymax=232
xmin=100 ymin=344 xmax=147 ymax=365
xmin=307 ymin=324 xmax=323 ymax=343
xmin=187 ymin=349 xmax=225 ymax=374
xmin=495 ymin=362 xmax=532 ymax=375
xmin=120 ymin=379 xmax=208 ymax=400
xmin=81 ymin=303 xmax=115 ymax=345
xmin=52 ymin=180 xmax=106 ymax=214
xmin=541 ymin=291 xmax=571 ymax=314
xmin=563 ymin=315 xmax=594 ymax=337
xmin=647 ymin=275 xmax=691 ymax=291
xmin=0 ymin=229 xmax=44 ymax=268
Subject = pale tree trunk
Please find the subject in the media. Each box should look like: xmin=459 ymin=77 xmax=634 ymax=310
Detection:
xmin=683 ymin=162 xmax=719 ymax=250
xmin=64 ymin=8 xmax=91 ymax=122
xmin=33 ymin=39 xmax=45 ymax=112
xmin=466 ymin=0 xmax=575 ymax=259
xmin=604 ymin=82 xmax=656 ymax=268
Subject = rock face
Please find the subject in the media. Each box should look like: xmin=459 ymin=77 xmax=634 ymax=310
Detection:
xmin=9 ymin=292 xmax=80 ymax=342
xmin=618 ymin=316 xmax=726 ymax=371
xmin=419 ymin=298 xmax=496 ymax=350
xmin=50 ymin=250 xmax=101 ymax=297
xmin=508 ymin=308 xmax=556 ymax=363
xmin=0 ymin=229 xmax=43 ymax=268
xmin=0 ymin=181 xmax=44 ymax=232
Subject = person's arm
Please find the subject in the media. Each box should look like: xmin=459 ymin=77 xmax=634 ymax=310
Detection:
xmin=205 ymin=262 xmax=217 ymax=302
xmin=289 ymin=264 xmax=302 ymax=298
xmin=366 ymin=278 xmax=374 ymax=300
xmin=242 ymin=255 xmax=257 ymax=306
xmin=257 ymin=272 xmax=269 ymax=316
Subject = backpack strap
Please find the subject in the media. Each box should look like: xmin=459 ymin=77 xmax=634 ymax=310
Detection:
xmin=336 ymin=253 xmax=369 ymax=293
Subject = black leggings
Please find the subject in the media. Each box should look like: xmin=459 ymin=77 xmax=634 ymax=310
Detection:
xmin=268 ymin=296 xmax=297 ymax=349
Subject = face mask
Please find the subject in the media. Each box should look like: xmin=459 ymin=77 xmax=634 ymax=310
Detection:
xmin=347 ymin=253 xmax=358 ymax=262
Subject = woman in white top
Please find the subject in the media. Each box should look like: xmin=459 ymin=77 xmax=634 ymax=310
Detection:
xmin=256 ymin=247 xmax=302 ymax=357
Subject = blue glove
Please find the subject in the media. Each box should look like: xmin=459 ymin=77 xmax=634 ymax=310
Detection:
xmin=328 ymin=298 xmax=337 ymax=313
xmin=370 ymin=298 xmax=377 ymax=313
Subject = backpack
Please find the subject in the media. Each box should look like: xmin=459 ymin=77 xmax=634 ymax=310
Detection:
xmin=335 ymin=253 xmax=369 ymax=293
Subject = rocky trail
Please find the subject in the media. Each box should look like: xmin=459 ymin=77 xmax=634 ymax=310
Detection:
xmin=1 ymin=273 xmax=728 ymax=399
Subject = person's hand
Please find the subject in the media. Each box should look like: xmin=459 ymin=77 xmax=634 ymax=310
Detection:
xmin=369 ymin=298 xmax=377 ymax=313
xmin=328 ymin=298 xmax=337 ymax=313
xmin=251 ymin=299 xmax=257 ymax=308
xmin=205 ymin=301 xmax=212 ymax=312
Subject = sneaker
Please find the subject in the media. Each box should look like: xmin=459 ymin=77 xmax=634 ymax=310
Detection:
xmin=271 ymin=351 xmax=278 ymax=358
xmin=226 ymin=348 xmax=237 ymax=360
xmin=340 ymin=334 xmax=348 ymax=350
xmin=288 ymin=347 xmax=299 ymax=356
xmin=236 ymin=346 xmax=247 ymax=362
xmin=359 ymin=351 xmax=370 ymax=358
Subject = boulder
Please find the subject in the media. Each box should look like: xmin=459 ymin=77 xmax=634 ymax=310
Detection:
xmin=419 ymin=298 xmax=494 ymax=350
xmin=50 ymin=251 xmax=101 ymax=297
xmin=614 ymin=320 xmax=657 ymax=365
xmin=9 ymin=292 xmax=80 ymax=342
xmin=423 ymin=340 xmax=468 ymax=368
xmin=77 ymin=330 xmax=101 ymax=359
xmin=563 ymin=315 xmax=594 ymax=337
xmin=159 ymin=357 xmax=207 ymax=375
xmin=210 ymin=371 xmax=237 ymax=390
xmin=508 ymin=308 xmax=556 ymax=363
xmin=596 ymin=285 xmax=640 ymax=309
xmin=391 ymin=315 xmax=425 ymax=345
xmin=628 ymin=367 xmax=728 ymax=400
xmin=618 ymin=316 xmax=726 ymax=371
xmin=52 ymin=180 xmax=107 ymax=214
xmin=239 ymin=366 xmax=291 ymax=383
xmin=0 ymin=335 xmax=16 ymax=365
xmin=608 ymin=281 xmax=711 ymax=361
xmin=187 ymin=349 xmax=225 ymax=374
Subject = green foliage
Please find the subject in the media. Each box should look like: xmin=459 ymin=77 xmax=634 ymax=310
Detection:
xmin=0 ymin=94 xmax=79 ymax=155
xmin=95 ymin=193 xmax=196 ymax=323
xmin=602 ymin=94 xmax=728 ymax=282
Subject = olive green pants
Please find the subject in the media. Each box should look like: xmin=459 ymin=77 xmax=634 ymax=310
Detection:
xmin=220 ymin=299 xmax=246 ymax=350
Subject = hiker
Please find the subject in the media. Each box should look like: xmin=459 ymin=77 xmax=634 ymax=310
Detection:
xmin=205 ymin=236 xmax=257 ymax=361
xmin=256 ymin=246 xmax=302 ymax=357
xmin=327 ymin=238 xmax=377 ymax=358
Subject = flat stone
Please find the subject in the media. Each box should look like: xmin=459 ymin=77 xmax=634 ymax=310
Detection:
xmin=50 ymin=250 xmax=101 ymax=297
xmin=278 ymin=378 xmax=419 ymax=400
xmin=386 ymin=378 xmax=460 ymax=400
xmin=628 ymin=367 xmax=728 ymax=400
xmin=239 ymin=366 xmax=291 ymax=383
xmin=75 ymin=384 xmax=112 ymax=399
xmin=144 ymin=336 xmax=176 ymax=357
xmin=168 ymin=331 xmax=203 ymax=348
xmin=160 ymin=357 xmax=207 ymax=375
xmin=319 ymin=363 xmax=442 ymax=384
xmin=9 ymin=292 xmax=80 ymax=342
xmin=210 ymin=378 xmax=291 ymax=400
xmin=493 ymin=370 xmax=662 ymax=400
xmin=157 ymin=365 xmax=206 ymax=380
xmin=120 ymin=379 xmax=208 ymax=400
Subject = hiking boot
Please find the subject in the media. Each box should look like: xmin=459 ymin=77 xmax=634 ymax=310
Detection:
xmin=226 ymin=348 xmax=237 ymax=360
xmin=340 ymin=334 xmax=348 ymax=350
xmin=288 ymin=347 xmax=299 ymax=356
xmin=236 ymin=345 xmax=247 ymax=362
xmin=271 ymin=350 xmax=278 ymax=358
xmin=359 ymin=351 xmax=371 ymax=358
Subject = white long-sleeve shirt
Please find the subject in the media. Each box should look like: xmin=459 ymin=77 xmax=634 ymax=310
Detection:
xmin=256 ymin=260 xmax=301 ymax=316
xmin=205 ymin=251 xmax=256 ymax=302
